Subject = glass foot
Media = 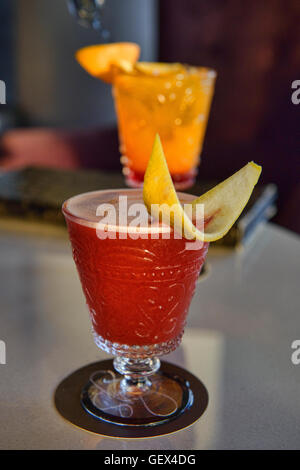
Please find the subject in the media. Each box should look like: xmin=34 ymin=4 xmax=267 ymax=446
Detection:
xmin=124 ymin=167 xmax=197 ymax=190
xmin=81 ymin=367 xmax=193 ymax=427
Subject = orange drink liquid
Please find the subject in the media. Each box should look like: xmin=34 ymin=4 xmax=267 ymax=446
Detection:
xmin=113 ymin=63 xmax=216 ymax=188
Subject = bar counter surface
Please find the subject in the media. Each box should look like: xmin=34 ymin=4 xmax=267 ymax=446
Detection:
xmin=0 ymin=218 xmax=299 ymax=450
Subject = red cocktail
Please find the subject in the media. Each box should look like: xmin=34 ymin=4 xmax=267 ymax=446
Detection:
xmin=63 ymin=189 xmax=208 ymax=354
xmin=60 ymin=134 xmax=261 ymax=428
xmin=62 ymin=189 xmax=208 ymax=426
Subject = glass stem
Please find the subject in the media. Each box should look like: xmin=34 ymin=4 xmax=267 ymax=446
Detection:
xmin=113 ymin=356 xmax=160 ymax=396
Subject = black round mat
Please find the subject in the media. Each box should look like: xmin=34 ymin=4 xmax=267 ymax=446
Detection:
xmin=54 ymin=359 xmax=209 ymax=439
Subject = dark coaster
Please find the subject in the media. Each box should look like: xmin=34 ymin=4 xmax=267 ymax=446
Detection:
xmin=54 ymin=359 xmax=209 ymax=439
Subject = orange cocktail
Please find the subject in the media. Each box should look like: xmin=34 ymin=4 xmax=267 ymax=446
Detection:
xmin=76 ymin=44 xmax=216 ymax=189
xmin=113 ymin=63 xmax=216 ymax=188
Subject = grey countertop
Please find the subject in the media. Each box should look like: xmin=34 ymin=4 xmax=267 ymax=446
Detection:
xmin=0 ymin=219 xmax=299 ymax=449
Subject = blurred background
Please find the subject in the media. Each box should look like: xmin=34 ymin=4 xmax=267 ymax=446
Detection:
xmin=0 ymin=0 xmax=299 ymax=233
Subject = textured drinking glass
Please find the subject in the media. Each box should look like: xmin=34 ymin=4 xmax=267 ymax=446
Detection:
xmin=113 ymin=65 xmax=216 ymax=189
xmin=63 ymin=189 xmax=208 ymax=426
